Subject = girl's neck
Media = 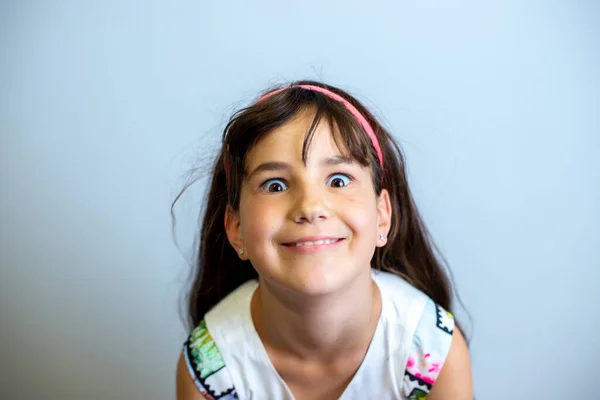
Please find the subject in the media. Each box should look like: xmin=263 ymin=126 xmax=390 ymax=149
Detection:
xmin=251 ymin=269 xmax=382 ymax=363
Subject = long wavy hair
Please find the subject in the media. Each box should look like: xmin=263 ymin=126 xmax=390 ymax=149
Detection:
xmin=174 ymin=80 xmax=463 ymax=332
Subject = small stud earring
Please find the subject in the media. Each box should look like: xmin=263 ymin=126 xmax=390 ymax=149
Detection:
xmin=238 ymin=249 xmax=244 ymax=255
xmin=379 ymin=234 xmax=386 ymax=241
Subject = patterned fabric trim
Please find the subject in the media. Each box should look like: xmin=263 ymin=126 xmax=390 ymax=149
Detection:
xmin=402 ymin=298 xmax=455 ymax=399
xmin=183 ymin=320 xmax=238 ymax=399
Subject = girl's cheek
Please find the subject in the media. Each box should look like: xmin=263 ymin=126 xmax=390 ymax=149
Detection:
xmin=241 ymin=200 xmax=281 ymax=238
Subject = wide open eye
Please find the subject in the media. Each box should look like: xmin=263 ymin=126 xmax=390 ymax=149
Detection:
xmin=260 ymin=178 xmax=288 ymax=193
xmin=327 ymin=173 xmax=352 ymax=188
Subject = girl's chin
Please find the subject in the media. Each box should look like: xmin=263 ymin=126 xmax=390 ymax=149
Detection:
xmin=260 ymin=265 xmax=361 ymax=296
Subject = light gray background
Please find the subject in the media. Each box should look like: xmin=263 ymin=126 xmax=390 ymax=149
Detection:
xmin=1 ymin=1 xmax=598 ymax=399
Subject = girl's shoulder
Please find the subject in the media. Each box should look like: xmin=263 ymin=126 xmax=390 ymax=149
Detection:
xmin=181 ymin=280 xmax=258 ymax=399
xmin=182 ymin=320 xmax=239 ymax=400
xmin=374 ymin=269 xmax=456 ymax=398
xmin=401 ymin=297 xmax=455 ymax=399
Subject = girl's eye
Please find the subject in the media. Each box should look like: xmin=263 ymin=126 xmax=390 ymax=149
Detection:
xmin=260 ymin=178 xmax=288 ymax=192
xmin=327 ymin=173 xmax=352 ymax=188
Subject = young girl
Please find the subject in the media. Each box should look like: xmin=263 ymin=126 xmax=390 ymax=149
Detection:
xmin=175 ymin=81 xmax=473 ymax=399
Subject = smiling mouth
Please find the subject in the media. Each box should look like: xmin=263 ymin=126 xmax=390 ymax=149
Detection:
xmin=282 ymin=238 xmax=344 ymax=247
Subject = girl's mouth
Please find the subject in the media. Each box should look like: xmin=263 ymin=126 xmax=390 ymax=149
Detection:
xmin=288 ymin=238 xmax=341 ymax=247
xmin=282 ymin=237 xmax=345 ymax=253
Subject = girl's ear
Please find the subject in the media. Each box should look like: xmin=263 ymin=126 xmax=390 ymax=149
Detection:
xmin=224 ymin=204 xmax=248 ymax=260
xmin=376 ymin=189 xmax=392 ymax=248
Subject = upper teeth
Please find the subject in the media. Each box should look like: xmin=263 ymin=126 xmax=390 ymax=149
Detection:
xmin=295 ymin=239 xmax=337 ymax=247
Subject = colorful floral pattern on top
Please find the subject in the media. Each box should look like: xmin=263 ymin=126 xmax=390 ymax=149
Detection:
xmin=183 ymin=299 xmax=454 ymax=399
xmin=183 ymin=320 xmax=238 ymax=399
xmin=402 ymin=298 xmax=455 ymax=399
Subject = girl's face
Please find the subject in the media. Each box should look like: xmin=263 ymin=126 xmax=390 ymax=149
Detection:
xmin=226 ymin=108 xmax=391 ymax=296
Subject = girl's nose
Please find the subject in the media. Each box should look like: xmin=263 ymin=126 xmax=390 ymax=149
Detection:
xmin=291 ymin=186 xmax=330 ymax=224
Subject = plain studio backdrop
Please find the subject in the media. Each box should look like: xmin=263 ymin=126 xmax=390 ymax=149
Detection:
xmin=1 ymin=1 xmax=598 ymax=399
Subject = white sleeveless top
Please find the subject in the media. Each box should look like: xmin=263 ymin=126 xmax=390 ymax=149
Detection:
xmin=183 ymin=269 xmax=455 ymax=400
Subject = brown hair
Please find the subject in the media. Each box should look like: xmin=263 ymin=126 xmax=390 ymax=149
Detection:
xmin=174 ymin=80 xmax=463 ymax=332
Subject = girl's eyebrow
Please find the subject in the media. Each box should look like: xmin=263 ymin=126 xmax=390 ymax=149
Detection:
xmin=321 ymin=155 xmax=355 ymax=167
xmin=246 ymin=161 xmax=290 ymax=181
xmin=246 ymin=156 xmax=356 ymax=180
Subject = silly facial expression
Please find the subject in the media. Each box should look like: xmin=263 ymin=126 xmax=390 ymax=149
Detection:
xmin=226 ymin=108 xmax=391 ymax=295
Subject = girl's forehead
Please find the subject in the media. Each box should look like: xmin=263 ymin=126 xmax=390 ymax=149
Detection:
xmin=246 ymin=109 xmax=345 ymax=166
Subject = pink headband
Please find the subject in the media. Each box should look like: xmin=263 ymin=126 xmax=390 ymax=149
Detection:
xmin=257 ymin=85 xmax=384 ymax=169
xmin=225 ymin=85 xmax=384 ymax=185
